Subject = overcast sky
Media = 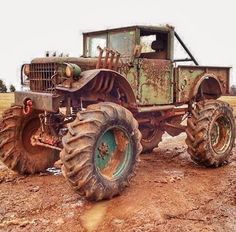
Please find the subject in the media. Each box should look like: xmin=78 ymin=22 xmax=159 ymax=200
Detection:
xmin=0 ymin=0 xmax=235 ymax=90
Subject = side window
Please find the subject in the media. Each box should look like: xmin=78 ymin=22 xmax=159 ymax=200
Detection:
xmin=140 ymin=35 xmax=156 ymax=53
xmin=140 ymin=32 xmax=168 ymax=59
xmin=86 ymin=35 xmax=107 ymax=57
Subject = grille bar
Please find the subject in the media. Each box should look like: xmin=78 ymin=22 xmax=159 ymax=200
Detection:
xmin=29 ymin=63 xmax=57 ymax=93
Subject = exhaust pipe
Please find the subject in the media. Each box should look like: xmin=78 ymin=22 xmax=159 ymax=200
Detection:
xmin=96 ymin=46 xmax=104 ymax=69
xmin=103 ymin=48 xmax=110 ymax=69
xmin=114 ymin=51 xmax=120 ymax=71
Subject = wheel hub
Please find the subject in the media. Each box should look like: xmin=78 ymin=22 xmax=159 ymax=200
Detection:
xmin=97 ymin=142 xmax=109 ymax=159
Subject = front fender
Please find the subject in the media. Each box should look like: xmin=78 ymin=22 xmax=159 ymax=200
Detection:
xmin=56 ymin=69 xmax=137 ymax=104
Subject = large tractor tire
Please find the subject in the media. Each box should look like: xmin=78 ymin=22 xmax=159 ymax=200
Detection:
xmin=0 ymin=105 xmax=59 ymax=174
xmin=186 ymin=100 xmax=235 ymax=167
xmin=60 ymin=102 xmax=142 ymax=201
xmin=139 ymin=125 xmax=164 ymax=153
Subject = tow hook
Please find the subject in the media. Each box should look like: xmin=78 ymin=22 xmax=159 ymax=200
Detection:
xmin=23 ymin=99 xmax=33 ymax=115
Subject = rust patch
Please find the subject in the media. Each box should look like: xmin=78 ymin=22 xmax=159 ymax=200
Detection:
xmin=139 ymin=59 xmax=173 ymax=105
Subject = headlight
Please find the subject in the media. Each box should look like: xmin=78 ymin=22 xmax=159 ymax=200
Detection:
xmin=23 ymin=64 xmax=30 ymax=76
xmin=65 ymin=63 xmax=81 ymax=78
xmin=65 ymin=63 xmax=81 ymax=79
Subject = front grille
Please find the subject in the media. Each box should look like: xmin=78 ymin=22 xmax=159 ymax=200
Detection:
xmin=29 ymin=63 xmax=57 ymax=93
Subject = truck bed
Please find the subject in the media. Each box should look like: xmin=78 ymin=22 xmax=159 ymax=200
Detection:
xmin=174 ymin=65 xmax=231 ymax=103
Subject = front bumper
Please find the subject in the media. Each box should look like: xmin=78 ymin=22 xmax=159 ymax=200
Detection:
xmin=15 ymin=91 xmax=63 ymax=112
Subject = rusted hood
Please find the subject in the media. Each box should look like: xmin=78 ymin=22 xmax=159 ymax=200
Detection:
xmin=32 ymin=57 xmax=98 ymax=71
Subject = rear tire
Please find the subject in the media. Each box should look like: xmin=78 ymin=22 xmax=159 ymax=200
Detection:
xmin=60 ymin=102 xmax=142 ymax=201
xmin=186 ymin=100 xmax=235 ymax=167
xmin=139 ymin=126 xmax=164 ymax=153
xmin=0 ymin=105 xmax=59 ymax=174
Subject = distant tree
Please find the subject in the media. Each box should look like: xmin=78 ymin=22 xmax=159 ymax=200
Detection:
xmin=231 ymin=85 xmax=236 ymax=95
xmin=0 ymin=79 xmax=7 ymax=93
xmin=9 ymin=84 xmax=16 ymax=92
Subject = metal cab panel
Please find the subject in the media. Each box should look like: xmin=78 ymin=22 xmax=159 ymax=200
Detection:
xmin=138 ymin=59 xmax=173 ymax=105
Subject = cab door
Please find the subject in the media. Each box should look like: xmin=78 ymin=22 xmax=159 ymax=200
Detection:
xmin=138 ymin=58 xmax=173 ymax=105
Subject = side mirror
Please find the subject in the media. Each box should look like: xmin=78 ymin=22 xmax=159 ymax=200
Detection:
xmin=133 ymin=45 xmax=142 ymax=58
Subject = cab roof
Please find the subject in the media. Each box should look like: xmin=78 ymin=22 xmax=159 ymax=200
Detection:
xmin=83 ymin=25 xmax=175 ymax=36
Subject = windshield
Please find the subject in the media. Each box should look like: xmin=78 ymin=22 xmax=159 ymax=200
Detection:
xmin=85 ymin=30 xmax=136 ymax=57
xmin=86 ymin=34 xmax=107 ymax=57
xmin=109 ymin=31 xmax=135 ymax=57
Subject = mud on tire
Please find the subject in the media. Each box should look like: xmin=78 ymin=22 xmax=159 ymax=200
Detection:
xmin=139 ymin=126 xmax=164 ymax=153
xmin=60 ymin=102 xmax=142 ymax=201
xmin=186 ymin=100 xmax=235 ymax=167
xmin=0 ymin=105 xmax=59 ymax=174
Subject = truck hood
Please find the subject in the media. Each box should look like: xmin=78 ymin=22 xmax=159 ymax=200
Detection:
xmin=32 ymin=57 xmax=98 ymax=71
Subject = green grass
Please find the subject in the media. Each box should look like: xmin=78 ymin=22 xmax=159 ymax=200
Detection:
xmin=0 ymin=93 xmax=14 ymax=116
xmin=220 ymin=96 xmax=236 ymax=107
xmin=220 ymin=96 xmax=236 ymax=116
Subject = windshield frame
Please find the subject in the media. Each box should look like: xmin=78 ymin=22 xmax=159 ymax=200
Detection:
xmin=83 ymin=26 xmax=174 ymax=60
xmin=83 ymin=28 xmax=138 ymax=58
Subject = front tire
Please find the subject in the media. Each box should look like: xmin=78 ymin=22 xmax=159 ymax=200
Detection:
xmin=0 ymin=106 xmax=59 ymax=174
xmin=60 ymin=102 xmax=142 ymax=201
xmin=186 ymin=100 xmax=235 ymax=167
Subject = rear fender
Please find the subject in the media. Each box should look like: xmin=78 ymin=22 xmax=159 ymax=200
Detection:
xmin=191 ymin=73 xmax=222 ymax=99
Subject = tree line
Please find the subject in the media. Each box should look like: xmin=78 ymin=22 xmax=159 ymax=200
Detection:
xmin=0 ymin=79 xmax=15 ymax=92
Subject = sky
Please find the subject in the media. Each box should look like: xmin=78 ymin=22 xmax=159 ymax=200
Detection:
xmin=0 ymin=0 xmax=235 ymax=90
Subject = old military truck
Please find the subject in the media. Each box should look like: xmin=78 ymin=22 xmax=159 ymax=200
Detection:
xmin=0 ymin=25 xmax=234 ymax=201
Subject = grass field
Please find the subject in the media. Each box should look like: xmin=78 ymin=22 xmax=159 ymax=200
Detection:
xmin=0 ymin=93 xmax=236 ymax=117
xmin=0 ymin=93 xmax=14 ymax=116
xmin=220 ymin=96 xmax=236 ymax=117
xmin=220 ymin=96 xmax=236 ymax=108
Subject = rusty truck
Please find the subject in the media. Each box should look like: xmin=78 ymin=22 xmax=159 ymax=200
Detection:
xmin=0 ymin=25 xmax=234 ymax=200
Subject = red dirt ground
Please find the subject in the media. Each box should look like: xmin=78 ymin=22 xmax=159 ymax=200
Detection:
xmin=0 ymin=133 xmax=236 ymax=232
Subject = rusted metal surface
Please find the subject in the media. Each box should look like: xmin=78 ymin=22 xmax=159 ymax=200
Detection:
xmin=28 ymin=63 xmax=57 ymax=93
xmin=162 ymin=116 xmax=186 ymax=136
xmin=96 ymin=46 xmax=120 ymax=71
xmin=121 ymin=65 xmax=138 ymax=98
xmin=138 ymin=105 xmax=174 ymax=113
xmin=138 ymin=59 xmax=173 ymax=105
xmin=96 ymin=46 xmax=104 ymax=69
xmin=32 ymin=57 xmax=98 ymax=71
xmin=15 ymin=91 xmax=63 ymax=112
xmin=22 ymin=99 xmax=33 ymax=115
xmin=137 ymin=107 xmax=187 ymax=126
xmin=83 ymin=25 xmax=174 ymax=37
xmin=56 ymin=69 xmax=136 ymax=104
xmin=31 ymin=130 xmax=62 ymax=151
xmin=175 ymin=65 xmax=230 ymax=103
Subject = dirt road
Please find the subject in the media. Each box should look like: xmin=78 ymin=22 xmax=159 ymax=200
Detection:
xmin=0 ymin=133 xmax=236 ymax=232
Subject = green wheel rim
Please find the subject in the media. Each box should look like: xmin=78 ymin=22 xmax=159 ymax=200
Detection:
xmin=210 ymin=114 xmax=232 ymax=155
xmin=95 ymin=126 xmax=132 ymax=180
